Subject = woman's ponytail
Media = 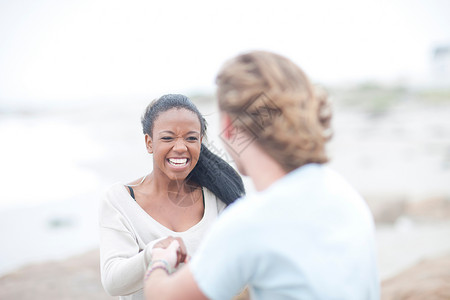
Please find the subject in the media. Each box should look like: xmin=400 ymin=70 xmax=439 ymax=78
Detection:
xmin=188 ymin=144 xmax=245 ymax=206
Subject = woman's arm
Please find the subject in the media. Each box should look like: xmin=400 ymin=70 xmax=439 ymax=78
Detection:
xmin=99 ymin=189 xmax=164 ymax=296
xmin=100 ymin=225 xmax=158 ymax=296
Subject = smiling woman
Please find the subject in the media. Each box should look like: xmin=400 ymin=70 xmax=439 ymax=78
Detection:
xmin=146 ymin=107 xmax=202 ymax=184
xmin=98 ymin=94 xmax=245 ymax=300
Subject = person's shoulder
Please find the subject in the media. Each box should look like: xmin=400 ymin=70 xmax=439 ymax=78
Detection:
xmin=202 ymin=187 xmax=227 ymax=213
xmin=214 ymin=194 xmax=260 ymax=228
xmin=285 ymin=164 xmax=356 ymax=195
xmin=101 ymin=182 xmax=129 ymax=207
xmin=99 ymin=183 xmax=139 ymax=229
xmin=104 ymin=182 xmax=126 ymax=195
xmin=321 ymin=166 xmax=375 ymax=224
xmin=321 ymin=166 xmax=364 ymax=198
xmin=202 ymin=187 xmax=215 ymax=200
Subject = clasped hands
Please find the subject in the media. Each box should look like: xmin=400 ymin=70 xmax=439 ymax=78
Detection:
xmin=151 ymin=236 xmax=189 ymax=270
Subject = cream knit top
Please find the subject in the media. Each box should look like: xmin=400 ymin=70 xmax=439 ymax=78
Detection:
xmin=99 ymin=183 xmax=226 ymax=300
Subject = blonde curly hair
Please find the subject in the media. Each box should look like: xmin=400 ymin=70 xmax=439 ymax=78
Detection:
xmin=216 ymin=50 xmax=332 ymax=172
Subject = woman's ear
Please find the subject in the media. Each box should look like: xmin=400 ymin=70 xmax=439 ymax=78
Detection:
xmin=145 ymin=134 xmax=153 ymax=154
xmin=221 ymin=113 xmax=234 ymax=140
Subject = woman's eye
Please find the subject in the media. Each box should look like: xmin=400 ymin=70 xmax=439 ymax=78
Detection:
xmin=187 ymin=136 xmax=198 ymax=141
xmin=161 ymin=137 xmax=173 ymax=141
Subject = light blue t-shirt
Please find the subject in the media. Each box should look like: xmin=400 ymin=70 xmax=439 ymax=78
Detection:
xmin=190 ymin=164 xmax=379 ymax=300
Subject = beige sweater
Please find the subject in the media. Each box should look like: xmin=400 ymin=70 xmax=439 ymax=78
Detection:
xmin=99 ymin=183 xmax=226 ymax=300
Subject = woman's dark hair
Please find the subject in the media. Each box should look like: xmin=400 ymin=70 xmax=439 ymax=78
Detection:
xmin=141 ymin=94 xmax=245 ymax=205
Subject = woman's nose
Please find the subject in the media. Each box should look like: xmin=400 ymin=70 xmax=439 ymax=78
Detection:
xmin=173 ymin=138 xmax=188 ymax=152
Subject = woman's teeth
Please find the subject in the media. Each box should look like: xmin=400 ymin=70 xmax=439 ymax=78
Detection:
xmin=168 ymin=158 xmax=188 ymax=166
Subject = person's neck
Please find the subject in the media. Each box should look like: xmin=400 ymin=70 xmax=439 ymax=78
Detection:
xmin=242 ymin=145 xmax=287 ymax=192
xmin=146 ymin=171 xmax=193 ymax=197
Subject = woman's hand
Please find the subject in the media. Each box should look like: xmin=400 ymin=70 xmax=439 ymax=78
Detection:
xmin=152 ymin=236 xmax=188 ymax=269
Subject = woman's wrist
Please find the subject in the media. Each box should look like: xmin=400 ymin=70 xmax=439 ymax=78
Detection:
xmin=144 ymin=259 xmax=173 ymax=281
xmin=144 ymin=237 xmax=167 ymax=266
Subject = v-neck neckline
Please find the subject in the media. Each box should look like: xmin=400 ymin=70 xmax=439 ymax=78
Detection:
xmin=120 ymin=184 xmax=209 ymax=234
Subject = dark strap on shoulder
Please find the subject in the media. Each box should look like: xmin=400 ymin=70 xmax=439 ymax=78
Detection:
xmin=127 ymin=186 xmax=136 ymax=201
xmin=201 ymin=188 xmax=205 ymax=207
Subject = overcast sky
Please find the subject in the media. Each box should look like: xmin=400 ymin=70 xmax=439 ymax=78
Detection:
xmin=0 ymin=0 xmax=449 ymax=105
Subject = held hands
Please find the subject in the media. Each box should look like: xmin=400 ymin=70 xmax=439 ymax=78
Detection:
xmin=152 ymin=236 xmax=188 ymax=269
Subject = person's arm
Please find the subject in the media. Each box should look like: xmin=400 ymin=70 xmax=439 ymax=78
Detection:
xmin=99 ymin=225 xmax=160 ymax=296
xmin=145 ymin=198 xmax=253 ymax=300
xmin=100 ymin=226 xmax=188 ymax=297
xmin=144 ymin=240 xmax=208 ymax=300
xmin=99 ymin=191 xmax=164 ymax=296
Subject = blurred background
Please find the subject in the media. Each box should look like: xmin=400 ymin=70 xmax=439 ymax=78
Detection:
xmin=0 ymin=0 xmax=449 ymax=299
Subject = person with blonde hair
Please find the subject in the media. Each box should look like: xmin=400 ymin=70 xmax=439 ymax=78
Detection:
xmin=143 ymin=51 xmax=379 ymax=300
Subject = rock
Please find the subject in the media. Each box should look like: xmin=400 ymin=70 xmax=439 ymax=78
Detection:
xmin=381 ymin=252 xmax=450 ymax=300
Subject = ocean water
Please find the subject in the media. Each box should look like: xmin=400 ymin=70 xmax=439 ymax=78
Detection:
xmin=0 ymin=111 xmax=103 ymax=275
xmin=0 ymin=101 xmax=152 ymax=275
xmin=0 ymin=114 xmax=102 ymax=210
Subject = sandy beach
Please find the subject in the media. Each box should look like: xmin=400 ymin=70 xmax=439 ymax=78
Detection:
xmin=1 ymin=87 xmax=449 ymax=299
xmin=0 ymin=249 xmax=113 ymax=300
xmin=1 ymin=249 xmax=450 ymax=299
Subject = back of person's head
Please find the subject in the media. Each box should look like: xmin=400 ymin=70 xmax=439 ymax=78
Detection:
xmin=216 ymin=50 xmax=333 ymax=172
xmin=141 ymin=94 xmax=245 ymax=205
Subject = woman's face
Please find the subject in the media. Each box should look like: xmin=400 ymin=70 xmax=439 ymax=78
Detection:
xmin=146 ymin=108 xmax=202 ymax=181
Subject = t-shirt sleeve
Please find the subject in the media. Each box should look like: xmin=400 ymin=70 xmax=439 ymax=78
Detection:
xmin=189 ymin=200 xmax=257 ymax=300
